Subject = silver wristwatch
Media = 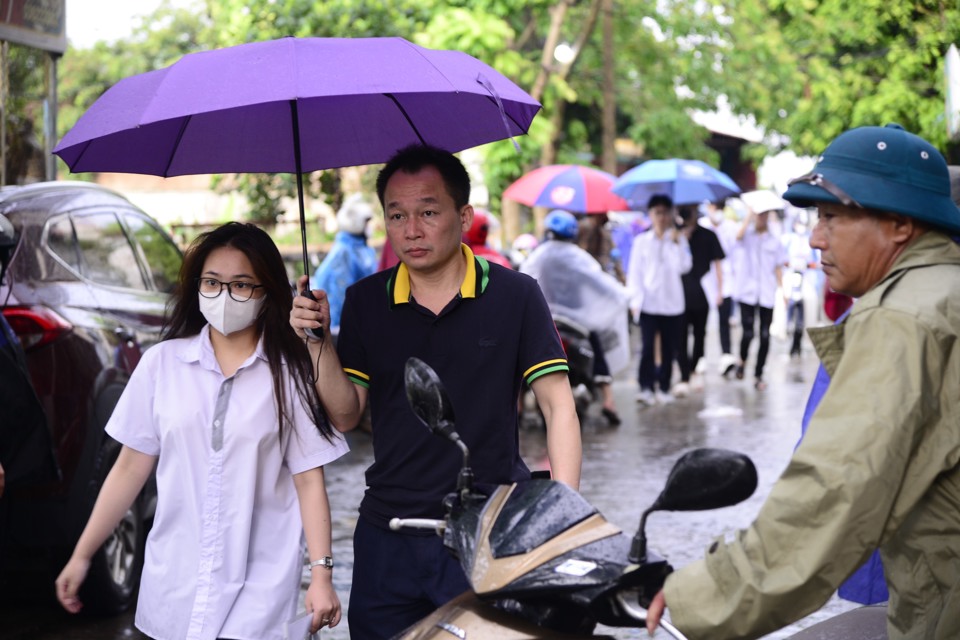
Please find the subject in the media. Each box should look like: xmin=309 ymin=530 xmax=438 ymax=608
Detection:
xmin=309 ymin=556 xmax=334 ymax=569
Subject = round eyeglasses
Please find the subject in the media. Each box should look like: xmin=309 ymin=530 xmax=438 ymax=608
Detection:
xmin=196 ymin=278 xmax=264 ymax=302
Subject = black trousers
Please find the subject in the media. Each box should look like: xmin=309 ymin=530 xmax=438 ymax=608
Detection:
xmin=677 ymin=307 xmax=709 ymax=382
xmin=738 ymin=302 xmax=774 ymax=379
xmin=717 ymin=296 xmax=733 ymax=354
xmin=638 ymin=312 xmax=682 ymax=392
xmin=348 ymin=516 xmax=470 ymax=639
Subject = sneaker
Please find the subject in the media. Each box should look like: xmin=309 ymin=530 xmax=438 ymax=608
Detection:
xmin=718 ymin=353 xmax=737 ymax=378
xmin=656 ymin=390 xmax=675 ymax=405
xmin=601 ymin=406 xmax=622 ymax=426
xmin=754 ymin=378 xmax=767 ymax=391
xmin=695 ymin=359 xmax=707 ymax=375
xmin=636 ymin=389 xmax=656 ymax=405
xmin=672 ymin=382 xmax=690 ymax=398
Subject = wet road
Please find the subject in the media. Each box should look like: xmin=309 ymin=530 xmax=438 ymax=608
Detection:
xmin=2 ymin=324 xmax=860 ymax=639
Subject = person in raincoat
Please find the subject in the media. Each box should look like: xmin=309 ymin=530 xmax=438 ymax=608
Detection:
xmin=311 ymin=194 xmax=378 ymax=339
xmin=646 ymin=124 xmax=960 ymax=640
xmin=520 ymin=209 xmax=630 ymax=424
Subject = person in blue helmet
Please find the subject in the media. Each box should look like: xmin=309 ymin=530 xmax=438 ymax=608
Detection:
xmin=311 ymin=194 xmax=379 ymax=341
xmin=646 ymin=124 xmax=960 ymax=640
xmin=521 ymin=210 xmax=630 ymax=425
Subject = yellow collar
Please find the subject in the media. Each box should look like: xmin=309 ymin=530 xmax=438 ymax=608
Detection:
xmin=392 ymin=244 xmax=479 ymax=305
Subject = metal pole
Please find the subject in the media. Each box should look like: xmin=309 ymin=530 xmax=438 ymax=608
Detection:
xmin=45 ymin=52 xmax=58 ymax=181
xmin=289 ymin=99 xmax=309 ymax=278
xmin=1 ymin=40 xmax=7 ymax=186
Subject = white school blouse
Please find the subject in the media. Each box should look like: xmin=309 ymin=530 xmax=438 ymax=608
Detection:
xmin=106 ymin=326 xmax=348 ymax=640
xmin=626 ymin=230 xmax=692 ymax=316
xmin=730 ymin=227 xmax=786 ymax=308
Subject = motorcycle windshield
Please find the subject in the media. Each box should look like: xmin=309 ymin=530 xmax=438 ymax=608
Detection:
xmin=463 ymin=479 xmax=628 ymax=599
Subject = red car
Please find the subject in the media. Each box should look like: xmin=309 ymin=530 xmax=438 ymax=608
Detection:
xmin=0 ymin=181 xmax=181 ymax=612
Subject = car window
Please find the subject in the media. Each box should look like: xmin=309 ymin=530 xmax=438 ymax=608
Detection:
xmin=123 ymin=213 xmax=182 ymax=293
xmin=46 ymin=216 xmax=81 ymax=273
xmin=73 ymin=212 xmax=147 ymax=290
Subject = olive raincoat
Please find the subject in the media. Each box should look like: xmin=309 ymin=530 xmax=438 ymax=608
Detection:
xmin=665 ymin=231 xmax=960 ymax=640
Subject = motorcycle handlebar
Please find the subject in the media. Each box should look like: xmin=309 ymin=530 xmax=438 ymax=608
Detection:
xmin=388 ymin=517 xmax=447 ymax=534
xmin=613 ymin=592 xmax=688 ymax=640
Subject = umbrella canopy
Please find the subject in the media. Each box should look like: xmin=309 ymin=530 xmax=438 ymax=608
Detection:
xmin=54 ymin=36 xmax=540 ymax=176
xmin=502 ymin=164 xmax=628 ymax=214
xmin=611 ymin=158 xmax=740 ymax=209
xmin=54 ymin=36 xmax=540 ymax=329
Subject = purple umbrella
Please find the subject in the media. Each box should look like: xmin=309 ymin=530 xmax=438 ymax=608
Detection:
xmin=54 ymin=36 xmax=540 ymax=317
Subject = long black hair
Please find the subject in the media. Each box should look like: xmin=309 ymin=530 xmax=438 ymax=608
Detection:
xmin=163 ymin=222 xmax=333 ymax=440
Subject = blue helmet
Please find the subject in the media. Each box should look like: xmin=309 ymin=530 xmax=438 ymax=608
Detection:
xmin=544 ymin=209 xmax=578 ymax=240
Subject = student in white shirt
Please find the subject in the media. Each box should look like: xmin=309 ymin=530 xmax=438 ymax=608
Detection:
xmin=699 ymin=199 xmax=740 ymax=376
xmin=55 ymin=223 xmax=350 ymax=640
xmin=731 ymin=205 xmax=786 ymax=389
xmin=626 ymin=194 xmax=692 ymax=405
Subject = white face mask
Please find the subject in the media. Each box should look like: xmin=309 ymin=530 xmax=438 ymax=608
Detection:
xmin=198 ymin=291 xmax=265 ymax=336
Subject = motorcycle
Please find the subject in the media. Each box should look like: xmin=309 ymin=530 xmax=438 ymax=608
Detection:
xmin=392 ymin=357 xmax=891 ymax=640
xmin=552 ymin=315 xmax=597 ymax=419
xmin=390 ymin=357 xmax=758 ymax=639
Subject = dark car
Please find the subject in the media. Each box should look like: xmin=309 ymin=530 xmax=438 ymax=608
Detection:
xmin=0 ymin=181 xmax=182 ymax=613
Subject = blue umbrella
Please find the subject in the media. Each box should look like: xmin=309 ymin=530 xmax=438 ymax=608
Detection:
xmin=612 ymin=158 xmax=741 ymax=209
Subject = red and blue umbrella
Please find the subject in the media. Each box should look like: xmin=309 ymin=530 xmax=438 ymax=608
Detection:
xmin=503 ymin=164 xmax=628 ymax=214
xmin=611 ymin=158 xmax=740 ymax=209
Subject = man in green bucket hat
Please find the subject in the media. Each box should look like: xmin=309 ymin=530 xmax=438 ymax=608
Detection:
xmin=646 ymin=124 xmax=960 ymax=640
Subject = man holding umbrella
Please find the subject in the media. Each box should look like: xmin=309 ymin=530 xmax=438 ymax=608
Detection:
xmin=291 ymin=144 xmax=582 ymax=639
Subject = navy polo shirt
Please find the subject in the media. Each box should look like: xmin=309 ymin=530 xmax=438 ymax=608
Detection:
xmin=337 ymin=245 xmax=569 ymax=530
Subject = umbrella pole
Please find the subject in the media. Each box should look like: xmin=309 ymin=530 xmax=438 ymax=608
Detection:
xmin=290 ymin=99 xmax=323 ymax=340
xmin=290 ymin=100 xmax=311 ymax=280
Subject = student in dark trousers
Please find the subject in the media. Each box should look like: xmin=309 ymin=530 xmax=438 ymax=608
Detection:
xmin=675 ymin=206 xmax=725 ymax=395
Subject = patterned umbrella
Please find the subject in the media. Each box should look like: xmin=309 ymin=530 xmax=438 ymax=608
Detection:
xmin=503 ymin=164 xmax=628 ymax=214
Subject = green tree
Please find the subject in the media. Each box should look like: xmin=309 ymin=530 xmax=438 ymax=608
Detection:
xmin=2 ymin=43 xmax=46 ymax=184
xmin=46 ymin=1 xmax=765 ymax=217
xmin=58 ymin=3 xmax=213 ymax=140
xmin=719 ymin=0 xmax=960 ymax=156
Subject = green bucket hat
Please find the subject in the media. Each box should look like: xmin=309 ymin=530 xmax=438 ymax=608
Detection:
xmin=783 ymin=124 xmax=960 ymax=235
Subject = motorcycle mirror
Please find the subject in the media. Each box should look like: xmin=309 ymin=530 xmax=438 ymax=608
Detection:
xmin=651 ymin=447 xmax=757 ymax=513
xmin=404 ymin=357 xmax=474 ymax=495
xmin=404 ymin=357 xmax=458 ymax=442
xmin=629 ymin=448 xmax=757 ymax=563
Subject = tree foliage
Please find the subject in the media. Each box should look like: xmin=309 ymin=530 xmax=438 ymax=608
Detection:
xmin=2 ymin=43 xmax=46 ymax=183
xmin=719 ymin=0 xmax=960 ymax=155
xmin=11 ymin=0 xmax=957 ymax=218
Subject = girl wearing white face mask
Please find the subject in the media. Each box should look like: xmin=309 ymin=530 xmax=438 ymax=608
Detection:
xmin=56 ymin=223 xmax=353 ymax=639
